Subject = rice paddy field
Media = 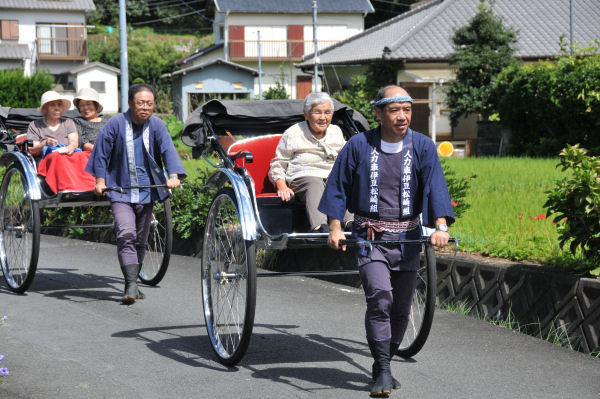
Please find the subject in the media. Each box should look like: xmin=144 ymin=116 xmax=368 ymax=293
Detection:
xmin=445 ymin=156 xmax=573 ymax=264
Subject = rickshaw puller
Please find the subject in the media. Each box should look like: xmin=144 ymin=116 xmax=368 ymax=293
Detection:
xmin=319 ymin=86 xmax=454 ymax=396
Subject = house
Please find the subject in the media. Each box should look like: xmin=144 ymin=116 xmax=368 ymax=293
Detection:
xmin=0 ymin=1 xmax=123 ymax=113
xmin=0 ymin=0 xmax=95 ymax=78
xmin=297 ymin=0 xmax=600 ymax=148
xmin=171 ymin=0 xmax=374 ymax=121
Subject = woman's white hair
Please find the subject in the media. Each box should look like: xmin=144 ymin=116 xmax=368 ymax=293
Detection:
xmin=303 ymin=92 xmax=334 ymax=114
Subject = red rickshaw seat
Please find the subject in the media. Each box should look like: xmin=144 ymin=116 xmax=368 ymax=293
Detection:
xmin=228 ymin=135 xmax=282 ymax=197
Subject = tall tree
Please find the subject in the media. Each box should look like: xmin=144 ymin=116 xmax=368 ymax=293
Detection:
xmin=446 ymin=0 xmax=518 ymax=125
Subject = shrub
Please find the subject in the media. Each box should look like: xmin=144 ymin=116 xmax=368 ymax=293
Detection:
xmin=0 ymin=69 xmax=54 ymax=108
xmin=493 ymin=48 xmax=600 ymax=156
xmin=170 ymin=167 xmax=216 ymax=239
xmin=544 ymin=144 xmax=600 ymax=275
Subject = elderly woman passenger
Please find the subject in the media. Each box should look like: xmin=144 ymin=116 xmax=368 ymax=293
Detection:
xmin=269 ymin=92 xmax=352 ymax=232
xmin=73 ymin=87 xmax=108 ymax=151
xmin=27 ymin=90 xmax=78 ymax=159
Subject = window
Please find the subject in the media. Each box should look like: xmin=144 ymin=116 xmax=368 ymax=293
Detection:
xmin=1 ymin=20 xmax=18 ymax=40
xmin=37 ymin=23 xmax=67 ymax=55
xmin=90 ymin=81 xmax=106 ymax=93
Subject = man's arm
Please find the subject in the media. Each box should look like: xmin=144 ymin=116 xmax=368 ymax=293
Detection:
xmin=328 ymin=218 xmax=346 ymax=251
xmin=430 ymin=217 xmax=450 ymax=247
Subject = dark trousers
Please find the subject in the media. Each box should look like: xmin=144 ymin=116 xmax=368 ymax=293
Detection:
xmin=359 ymin=257 xmax=418 ymax=344
xmin=111 ymin=202 xmax=154 ymax=267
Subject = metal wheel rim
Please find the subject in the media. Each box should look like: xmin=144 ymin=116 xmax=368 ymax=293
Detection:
xmin=0 ymin=168 xmax=35 ymax=289
xmin=202 ymin=192 xmax=249 ymax=360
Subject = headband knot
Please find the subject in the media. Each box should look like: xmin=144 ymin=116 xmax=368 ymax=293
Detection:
xmin=370 ymin=95 xmax=413 ymax=107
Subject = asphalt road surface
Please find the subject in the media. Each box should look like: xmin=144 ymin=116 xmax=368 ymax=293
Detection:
xmin=1 ymin=235 xmax=599 ymax=398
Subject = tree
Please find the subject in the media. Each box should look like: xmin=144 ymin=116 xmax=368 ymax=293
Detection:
xmin=446 ymin=0 xmax=518 ymax=125
xmin=262 ymin=66 xmax=289 ymax=99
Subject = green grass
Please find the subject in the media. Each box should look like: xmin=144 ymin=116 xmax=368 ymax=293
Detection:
xmin=445 ymin=157 xmax=572 ymax=263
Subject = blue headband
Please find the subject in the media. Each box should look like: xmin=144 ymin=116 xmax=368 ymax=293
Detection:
xmin=370 ymin=95 xmax=413 ymax=107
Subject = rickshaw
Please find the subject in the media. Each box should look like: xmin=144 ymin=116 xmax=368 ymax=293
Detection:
xmin=0 ymin=106 xmax=173 ymax=294
xmin=183 ymin=99 xmax=457 ymax=366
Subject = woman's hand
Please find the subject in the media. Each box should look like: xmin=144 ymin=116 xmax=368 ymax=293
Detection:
xmin=275 ymin=179 xmax=294 ymax=201
xmin=45 ymin=137 xmax=58 ymax=147
xmin=65 ymin=143 xmax=76 ymax=155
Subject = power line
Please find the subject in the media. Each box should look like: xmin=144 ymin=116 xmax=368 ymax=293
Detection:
xmin=131 ymin=10 xmax=204 ymax=25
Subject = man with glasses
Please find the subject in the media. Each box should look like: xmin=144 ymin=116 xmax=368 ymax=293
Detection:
xmin=319 ymin=85 xmax=454 ymax=396
xmin=269 ymin=92 xmax=352 ymax=232
xmin=86 ymin=83 xmax=186 ymax=304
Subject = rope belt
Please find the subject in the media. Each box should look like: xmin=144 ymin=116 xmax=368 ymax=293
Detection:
xmin=354 ymin=215 xmax=420 ymax=241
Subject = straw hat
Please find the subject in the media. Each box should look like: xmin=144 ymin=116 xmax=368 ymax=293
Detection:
xmin=74 ymin=87 xmax=103 ymax=113
xmin=38 ymin=90 xmax=71 ymax=113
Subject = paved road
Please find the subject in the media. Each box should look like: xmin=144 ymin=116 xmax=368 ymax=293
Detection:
xmin=0 ymin=235 xmax=598 ymax=398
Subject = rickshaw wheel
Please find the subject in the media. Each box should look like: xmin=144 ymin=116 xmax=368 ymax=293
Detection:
xmin=0 ymin=165 xmax=40 ymax=293
xmin=201 ymin=187 xmax=256 ymax=366
xmin=139 ymin=199 xmax=173 ymax=286
xmin=397 ymin=244 xmax=437 ymax=358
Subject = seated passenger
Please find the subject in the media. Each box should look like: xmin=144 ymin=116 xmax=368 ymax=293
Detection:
xmin=27 ymin=90 xmax=95 ymax=194
xmin=269 ymin=92 xmax=352 ymax=232
xmin=27 ymin=90 xmax=78 ymax=159
xmin=73 ymin=87 xmax=108 ymax=151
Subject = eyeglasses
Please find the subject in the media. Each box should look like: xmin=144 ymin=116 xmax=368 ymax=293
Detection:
xmin=310 ymin=110 xmax=333 ymax=116
xmin=134 ymin=100 xmax=154 ymax=107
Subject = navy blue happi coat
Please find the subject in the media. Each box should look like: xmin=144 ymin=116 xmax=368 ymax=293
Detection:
xmin=318 ymin=127 xmax=455 ymax=259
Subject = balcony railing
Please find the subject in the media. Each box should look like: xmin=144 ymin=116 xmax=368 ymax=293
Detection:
xmin=228 ymin=39 xmax=339 ymax=61
xmin=36 ymin=37 xmax=87 ymax=61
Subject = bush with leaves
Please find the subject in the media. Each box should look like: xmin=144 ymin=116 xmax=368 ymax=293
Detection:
xmin=445 ymin=0 xmax=518 ymax=125
xmin=544 ymin=144 xmax=600 ymax=276
xmin=170 ymin=168 xmax=217 ymax=239
xmin=262 ymin=66 xmax=289 ymax=100
xmin=0 ymin=69 xmax=54 ymax=108
xmin=493 ymin=44 xmax=600 ymax=156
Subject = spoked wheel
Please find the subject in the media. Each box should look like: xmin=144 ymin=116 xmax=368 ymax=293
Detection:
xmin=201 ymin=187 xmax=256 ymax=366
xmin=0 ymin=166 xmax=40 ymax=293
xmin=139 ymin=199 xmax=172 ymax=286
xmin=397 ymin=244 xmax=436 ymax=358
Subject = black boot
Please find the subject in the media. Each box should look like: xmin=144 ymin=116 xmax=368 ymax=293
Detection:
xmin=121 ymin=264 xmax=145 ymax=304
xmin=371 ymin=349 xmax=402 ymax=390
xmin=368 ymin=340 xmax=393 ymax=397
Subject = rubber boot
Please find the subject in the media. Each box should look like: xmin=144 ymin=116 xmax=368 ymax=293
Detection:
xmin=121 ymin=264 xmax=145 ymax=304
xmin=389 ymin=342 xmax=402 ymax=390
xmin=368 ymin=340 xmax=393 ymax=397
xmin=371 ymin=342 xmax=402 ymax=390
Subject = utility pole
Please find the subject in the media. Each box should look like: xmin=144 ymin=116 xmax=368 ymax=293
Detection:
xmin=258 ymin=30 xmax=263 ymax=100
xmin=312 ymin=0 xmax=318 ymax=93
xmin=119 ymin=0 xmax=129 ymax=112
xmin=569 ymin=0 xmax=574 ymax=56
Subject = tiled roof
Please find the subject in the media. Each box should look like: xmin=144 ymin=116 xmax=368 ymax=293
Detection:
xmin=0 ymin=42 xmax=30 ymax=59
xmin=0 ymin=0 xmax=95 ymax=11
xmin=214 ymin=0 xmax=374 ymax=14
xmin=69 ymin=62 xmax=120 ymax=75
xmin=299 ymin=0 xmax=600 ymax=66
xmin=173 ymin=43 xmax=224 ymax=67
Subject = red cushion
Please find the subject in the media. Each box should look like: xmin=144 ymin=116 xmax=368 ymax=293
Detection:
xmin=228 ymin=135 xmax=282 ymax=195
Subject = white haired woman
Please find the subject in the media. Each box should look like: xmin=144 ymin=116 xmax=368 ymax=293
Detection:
xmin=269 ymin=92 xmax=352 ymax=232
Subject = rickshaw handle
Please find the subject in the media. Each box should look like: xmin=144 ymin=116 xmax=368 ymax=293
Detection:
xmin=104 ymin=184 xmax=181 ymax=194
xmin=339 ymin=237 xmax=460 ymax=255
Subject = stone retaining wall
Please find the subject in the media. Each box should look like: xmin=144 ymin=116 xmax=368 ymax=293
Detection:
xmin=435 ymin=254 xmax=600 ymax=354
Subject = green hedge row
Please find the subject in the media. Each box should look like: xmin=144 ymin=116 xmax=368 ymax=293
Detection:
xmin=0 ymin=69 xmax=54 ymax=108
xmin=493 ymin=53 xmax=600 ymax=156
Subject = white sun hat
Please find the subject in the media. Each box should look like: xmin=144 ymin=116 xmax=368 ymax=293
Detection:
xmin=38 ymin=90 xmax=71 ymax=113
xmin=74 ymin=87 xmax=103 ymax=113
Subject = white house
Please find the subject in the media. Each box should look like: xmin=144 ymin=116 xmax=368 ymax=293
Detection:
xmin=65 ymin=62 xmax=121 ymax=114
xmin=172 ymin=0 xmax=373 ymax=112
xmin=0 ymin=0 xmax=95 ymax=78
